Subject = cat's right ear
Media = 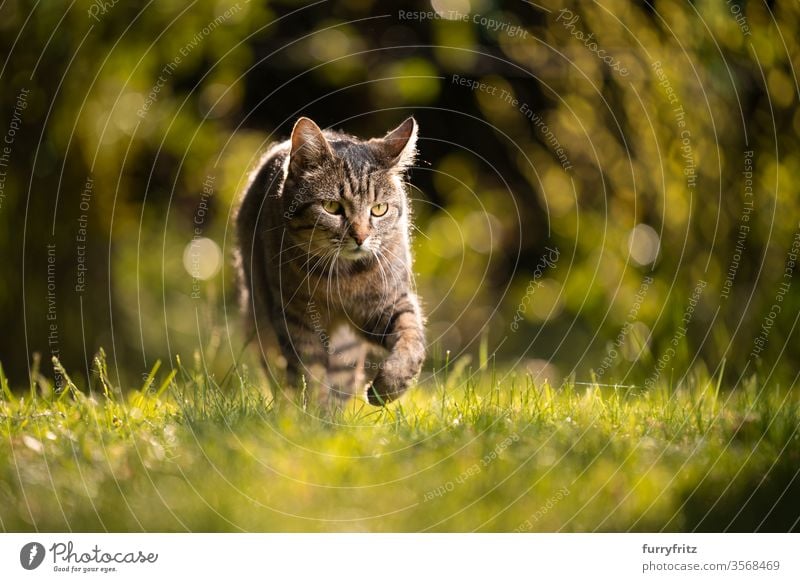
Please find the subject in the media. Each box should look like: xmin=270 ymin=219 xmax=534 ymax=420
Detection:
xmin=370 ymin=117 xmax=418 ymax=172
xmin=289 ymin=117 xmax=333 ymax=174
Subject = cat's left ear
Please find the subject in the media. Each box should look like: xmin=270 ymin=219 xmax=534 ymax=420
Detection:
xmin=371 ymin=117 xmax=418 ymax=171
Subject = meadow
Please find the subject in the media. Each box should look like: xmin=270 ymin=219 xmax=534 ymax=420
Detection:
xmin=2 ymin=351 xmax=798 ymax=532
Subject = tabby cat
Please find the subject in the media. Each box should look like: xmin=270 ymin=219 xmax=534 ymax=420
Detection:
xmin=235 ymin=117 xmax=425 ymax=406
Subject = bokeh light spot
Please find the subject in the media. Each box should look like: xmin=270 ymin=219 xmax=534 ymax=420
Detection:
xmin=627 ymin=224 xmax=660 ymax=266
xmin=183 ymin=237 xmax=222 ymax=281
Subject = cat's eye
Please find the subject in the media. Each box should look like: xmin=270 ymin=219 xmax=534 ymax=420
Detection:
xmin=322 ymin=200 xmax=343 ymax=215
xmin=371 ymin=203 xmax=389 ymax=217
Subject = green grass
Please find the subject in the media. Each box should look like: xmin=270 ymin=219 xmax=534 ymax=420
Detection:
xmin=1 ymin=351 xmax=798 ymax=532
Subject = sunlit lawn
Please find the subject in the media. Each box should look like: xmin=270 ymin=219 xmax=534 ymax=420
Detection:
xmin=1 ymin=351 xmax=798 ymax=532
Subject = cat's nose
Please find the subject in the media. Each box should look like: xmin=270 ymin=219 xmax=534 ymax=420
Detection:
xmin=351 ymin=231 xmax=368 ymax=246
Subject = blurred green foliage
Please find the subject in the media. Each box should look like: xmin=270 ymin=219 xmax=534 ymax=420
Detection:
xmin=1 ymin=0 xmax=799 ymax=390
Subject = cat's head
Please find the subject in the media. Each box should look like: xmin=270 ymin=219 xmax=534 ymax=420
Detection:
xmin=282 ymin=117 xmax=418 ymax=265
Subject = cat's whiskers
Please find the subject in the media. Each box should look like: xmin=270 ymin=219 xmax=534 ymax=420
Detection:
xmin=408 ymin=221 xmax=431 ymax=241
xmin=276 ymin=215 xmax=326 ymax=266
xmin=282 ymin=250 xmax=330 ymax=307
xmin=372 ymin=255 xmax=390 ymax=302
xmin=284 ymin=225 xmax=336 ymax=304
xmin=323 ymin=246 xmax=344 ymax=316
xmin=259 ymin=223 xmax=293 ymax=235
xmin=276 ymin=242 xmax=322 ymax=267
xmin=301 ymin=249 xmax=331 ymax=277
xmin=376 ymin=245 xmax=418 ymax=294
xmin=376 ymin=244 xmax=408 ymax=269
xmin=275 ymin=240 xmax=309 ymax=255
xmin=372 ymin=250 xmax=401 ymax=306
xmin=278 ymin=244 xmax=324 ymax=269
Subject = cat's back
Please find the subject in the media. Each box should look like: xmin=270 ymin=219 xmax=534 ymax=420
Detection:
xmin=235 ymin=141 xmax=292 ymax=247
xmin=241 ymin=141 xmax=290 ymax=205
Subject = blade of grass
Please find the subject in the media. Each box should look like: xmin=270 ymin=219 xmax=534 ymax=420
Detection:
xmin=0 ymin=362 xmax=16 ymax=406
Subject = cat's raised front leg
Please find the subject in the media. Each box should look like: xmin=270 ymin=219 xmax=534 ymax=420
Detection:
xmin=364 ymin=295 xmax=426 ymax=405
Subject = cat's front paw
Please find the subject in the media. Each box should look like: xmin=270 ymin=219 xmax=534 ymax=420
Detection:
xmin=366 ymin=372 xmax=408 ymax=406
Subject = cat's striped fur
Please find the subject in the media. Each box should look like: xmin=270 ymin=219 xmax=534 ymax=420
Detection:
xmin=235 ymin=117 xmax=425 ymax=406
